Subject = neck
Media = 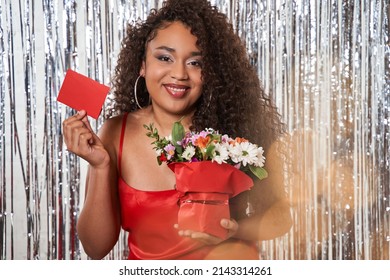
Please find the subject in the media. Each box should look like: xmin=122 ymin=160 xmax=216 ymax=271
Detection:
xmin=149 ymin=107 xmax=193 ymax=136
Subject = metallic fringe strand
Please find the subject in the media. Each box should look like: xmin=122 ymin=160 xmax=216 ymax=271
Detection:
xmin=0 ymin=0 xmax=389 ymax=260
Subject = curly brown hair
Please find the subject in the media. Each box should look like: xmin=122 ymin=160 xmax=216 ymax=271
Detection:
xmin=110 ymin=0 xmax=288 ymax=221
xmin=110 ymin=0 xmax=285 ymax=151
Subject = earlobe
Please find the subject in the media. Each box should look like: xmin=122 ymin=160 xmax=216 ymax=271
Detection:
xmin=140 ymin=62 xmax=146 ymax=77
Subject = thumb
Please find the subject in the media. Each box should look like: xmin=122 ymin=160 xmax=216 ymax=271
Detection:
xmin=78 ymin=110 xmax=93 ymax=131
xmin=221 ymin=218 xmax=238 ymax=231
xmin=78 ymin=110 xmax=102 ymax=145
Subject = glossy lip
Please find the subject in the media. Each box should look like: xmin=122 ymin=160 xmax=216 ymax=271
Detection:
xmin=163 ymin=83 xmax=190 ymax=98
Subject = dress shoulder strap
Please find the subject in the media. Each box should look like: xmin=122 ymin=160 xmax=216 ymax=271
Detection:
xmin=118 ymin=112 xmax=128 ymax=177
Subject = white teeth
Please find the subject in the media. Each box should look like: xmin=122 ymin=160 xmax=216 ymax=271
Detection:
xmin=166 ymin=86 xmax=186 ymax=92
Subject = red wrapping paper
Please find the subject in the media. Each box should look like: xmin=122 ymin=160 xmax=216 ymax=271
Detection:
xmin=178 ymin=192 xmax=229 ymax=239
xmin=169 ymin=161 xmax=254 ymax=239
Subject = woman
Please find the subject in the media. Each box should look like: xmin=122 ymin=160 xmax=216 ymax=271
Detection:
xmin=63 ymin=0 xmax=292 ymax=260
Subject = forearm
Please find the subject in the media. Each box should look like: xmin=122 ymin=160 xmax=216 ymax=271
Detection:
xmin=77 ymin=165 xmax=121 ymax=259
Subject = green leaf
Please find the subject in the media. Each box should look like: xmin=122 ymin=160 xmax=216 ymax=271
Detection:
xmin=171 ymin=120 xmax=185 ymax=155
xmin=249 ymin=165 xmax=268 ymax=180
xmin=144 ymin=123 xmax=160 ymax=141
xmin=172 ymin=121 xmax=185 ymax=142
xmin=205 ymin=144 xmax=215 ymax=159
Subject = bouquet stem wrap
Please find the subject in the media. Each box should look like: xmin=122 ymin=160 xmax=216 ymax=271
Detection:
xmin=169 ymin=161 xmax=254 ymax=239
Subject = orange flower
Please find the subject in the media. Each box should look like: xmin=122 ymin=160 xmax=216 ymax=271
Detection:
xmin=195 ymin=136 xmax=210 ymax=149
xmin=229 ymin=137 xmax=248 ymax=145
xmin=235 ymin=137 xmax=248 ymax=143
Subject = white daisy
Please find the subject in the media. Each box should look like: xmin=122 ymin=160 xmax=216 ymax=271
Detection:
xmin=254 ymin=147 xmax=265 ymax=167
xmin=211 ymin=143 xmax=229 ymax=164
xmin=228 ymin=143 xmax=241 ymax=164
xmin=182 ymin=146 xmax=195 ymax=161
xmin=230 ymin=142 xmax=258 ymax=166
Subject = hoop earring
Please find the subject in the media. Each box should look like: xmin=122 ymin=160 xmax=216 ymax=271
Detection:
xmin=134 ymin=75 xmax=143 ymax=109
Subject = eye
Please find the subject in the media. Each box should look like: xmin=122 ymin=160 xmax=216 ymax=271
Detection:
xmin=157 ymin=55 xmax=172 ymax=62
xmin=187 ymin=59 xmax=202 ymax=68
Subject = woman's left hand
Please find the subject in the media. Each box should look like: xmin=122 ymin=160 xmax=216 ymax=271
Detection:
xmin=175 ymin=218 xmax=239 ymax=245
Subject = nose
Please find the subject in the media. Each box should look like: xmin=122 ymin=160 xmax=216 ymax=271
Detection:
xmin=170 ymin=62 xmax=189 ymax=80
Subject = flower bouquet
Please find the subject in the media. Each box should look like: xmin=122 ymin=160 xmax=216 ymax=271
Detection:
xmin=144 ymin=120 xmax=268 ymax=239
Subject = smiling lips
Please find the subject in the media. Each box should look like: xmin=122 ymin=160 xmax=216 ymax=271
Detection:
xmin=164 ymin=84 xmax=189 ymax=98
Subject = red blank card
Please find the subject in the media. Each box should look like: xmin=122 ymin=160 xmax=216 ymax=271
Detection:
xmin=57 ymin=69 xmax=110 ymax=119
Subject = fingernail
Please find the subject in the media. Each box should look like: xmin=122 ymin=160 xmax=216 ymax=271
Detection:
xmin=221 ymin=219 xmax=228 ymax=227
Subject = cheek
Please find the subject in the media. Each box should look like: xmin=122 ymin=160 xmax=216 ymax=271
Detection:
xmin=195 ymin=76 xmax=203 ymax=85
xmin=191 ymin=71 xmax=203 ymax=86
xmin=145 ymin=71 xmax=166 ymax=92
xmin=146 ymin=67 xmax=166 ymax=81
xmin=193 ymin=76 xmax=203 ymax=95
xmin=192 ymin=86 xmax=203 ymax=101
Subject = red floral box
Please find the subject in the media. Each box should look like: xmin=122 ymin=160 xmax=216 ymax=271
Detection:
xmin=169 ymin=161 xmax=254 ymax=239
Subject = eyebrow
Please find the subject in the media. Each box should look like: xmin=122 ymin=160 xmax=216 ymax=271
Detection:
xmin=155 ymin=46 xmax=202 ymax=57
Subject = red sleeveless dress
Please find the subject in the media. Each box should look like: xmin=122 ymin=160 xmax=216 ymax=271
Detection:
xmin=117 ymin=113 xmax=259 ymax=260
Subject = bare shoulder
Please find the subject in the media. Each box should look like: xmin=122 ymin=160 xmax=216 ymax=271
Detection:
xmin=94 ymin=114 xmax=127 ymax=157
xmin=97 ymin=115 xmax=125 ymax=139
xmin=98 ymin=110 xmax=151 ymax=145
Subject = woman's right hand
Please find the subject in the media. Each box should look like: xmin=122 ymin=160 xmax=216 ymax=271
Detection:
xmin=62 ymin=110 xmax=110 ymax=168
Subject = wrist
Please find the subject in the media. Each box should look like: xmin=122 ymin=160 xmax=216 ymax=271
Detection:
xmin=88 ymin=157 xmax=111 ymax=170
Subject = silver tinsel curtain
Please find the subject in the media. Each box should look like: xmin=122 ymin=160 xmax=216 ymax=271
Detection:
xmin=0 ymin=0 xmax=389 ymax=260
